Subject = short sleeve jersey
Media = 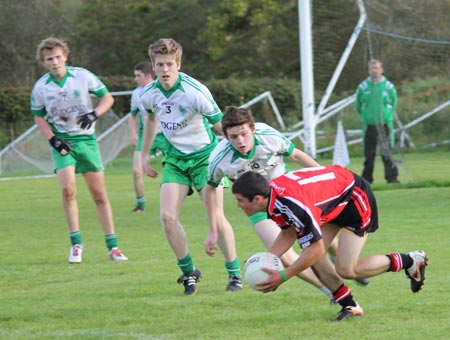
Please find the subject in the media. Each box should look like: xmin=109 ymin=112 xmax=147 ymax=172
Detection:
xmin=139 ymin=72 xmax=222 ymax=159
xmin=130 ymin=86 xmax=147 ymax=127
xmin=267 ymin=165 xmax=356 ymax=249
xmin=207 ymin=123 xmax=295 ymax=187
xmin=31 ymin=66 xmax=108 ymax=137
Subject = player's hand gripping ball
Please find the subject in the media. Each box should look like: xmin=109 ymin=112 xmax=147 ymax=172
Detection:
xmin=244 ymin=252 xmax=284 ymax=290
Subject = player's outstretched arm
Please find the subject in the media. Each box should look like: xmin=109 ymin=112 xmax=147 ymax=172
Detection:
xmin=288 ymin=148 xmax=320 ymax=168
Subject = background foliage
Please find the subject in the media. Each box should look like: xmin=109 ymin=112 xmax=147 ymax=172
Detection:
xmin=0 ymin=0 xmax=449 ymax=150
xmin=2 ymin=0 xmax=449 ymax=87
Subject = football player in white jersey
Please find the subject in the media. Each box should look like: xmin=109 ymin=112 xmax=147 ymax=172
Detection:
xmin=139 ymin=38 xmax=242 ymax=295
xmin=205 ymin=106 xmax=343 ymax=300
xmin=31 ymin=37 xmax=127 ymax=264
xmin=128 ymin=61 xmax=169 ymax=212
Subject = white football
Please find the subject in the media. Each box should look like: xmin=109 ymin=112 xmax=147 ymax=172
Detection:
xmin=244 ymin=252 xmax=284 ymax=290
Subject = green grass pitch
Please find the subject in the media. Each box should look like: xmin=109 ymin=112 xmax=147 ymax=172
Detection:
xmin=1 ymin=150 xmax=450 ymax=339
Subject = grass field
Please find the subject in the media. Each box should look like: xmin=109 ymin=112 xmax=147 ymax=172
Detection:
xmin=1 ymin=150 xmax=450 ymax=339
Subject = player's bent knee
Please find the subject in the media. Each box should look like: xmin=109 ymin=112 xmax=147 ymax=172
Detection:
xmin=335 ymin=266 xmax=357 ymax=280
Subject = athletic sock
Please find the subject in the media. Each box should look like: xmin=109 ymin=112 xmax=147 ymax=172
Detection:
xmin=319 ymin=285 xmax=333 ymax=298
xmin=69 ymin=230 xmax=82 ymax=245
xmin=333 ymin=284 xmax=356 ymax=308
xmin=225 ymin=258 xmax=241 ymax=277
xmin=387 ymin=253 xmax=414 ymax=272
xmin=178 ymin=254 xmax=195 ymax=274
xmin=136 ymin=195 xmax=145 ymax=208
xmin=105 ymin=234 xmax=118 ymax=251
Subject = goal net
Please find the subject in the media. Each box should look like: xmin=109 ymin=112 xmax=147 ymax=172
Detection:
xmin=307 ymin=0 xmax=450 ymax=153
xmin=0 ymin=96 xmax=132 ymax=178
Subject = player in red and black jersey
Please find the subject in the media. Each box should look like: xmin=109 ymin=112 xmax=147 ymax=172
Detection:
xmin=232 ymin=165 xmax=428 ymax=321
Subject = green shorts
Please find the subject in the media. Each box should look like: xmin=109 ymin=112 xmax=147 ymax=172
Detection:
xmin=51 ymin=137 xmax=104 ymax=174
xmin=150 ymin=132 xmax=170 ymax=156
xmin=162 ymin=153 xmax=209 ymax=194
xmin=220 ymin=176 xmax=230 ymax=188
xmin=136 ymin=130 xmax=170 ymax=156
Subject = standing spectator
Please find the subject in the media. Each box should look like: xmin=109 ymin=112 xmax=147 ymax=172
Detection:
xmin=139 ymin=38 xmax=242 ymax=295
xmin=31 ymin=37 xmax=128 ymax=263
xmin=355 ymin=59 xmax=399 ymax=183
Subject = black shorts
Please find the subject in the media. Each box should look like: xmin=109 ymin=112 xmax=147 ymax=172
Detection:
xmin=328 ymin=173 xmax=379 ymax=237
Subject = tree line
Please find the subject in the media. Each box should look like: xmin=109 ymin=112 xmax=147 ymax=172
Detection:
xmin=2 ymin=0 xmax=447 ymax=90
xmin=1 ymin=0 xmax=449 ymax=148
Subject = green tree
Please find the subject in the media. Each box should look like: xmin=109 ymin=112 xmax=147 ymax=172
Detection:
xmin=0 ymin=0 xmax=79 ymax=87
xmin=197 ymin=0 xmax=300 ymax=79
xmin=70 ymin=0 xmax=218 ymax=77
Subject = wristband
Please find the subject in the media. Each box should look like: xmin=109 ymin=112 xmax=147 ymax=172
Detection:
xmin=280 ymin=269 xmax=288 ymax=282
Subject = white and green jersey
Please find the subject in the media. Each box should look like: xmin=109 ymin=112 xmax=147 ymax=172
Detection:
xmin=139 ymin=72 xmax=222 ymax=159
xmin=31 ymin=66 xmax=108 ymax=137
xmin=130 ymin=86 xmax=147 ymax=130
xmin=207 ymin=123 xmax=295 ymax=187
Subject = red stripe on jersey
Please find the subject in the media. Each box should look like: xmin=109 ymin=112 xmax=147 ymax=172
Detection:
xmin=268 ymin=165 xmax=355 ymax=228
xmin=351 ymin=185 xmax=372 ymax=229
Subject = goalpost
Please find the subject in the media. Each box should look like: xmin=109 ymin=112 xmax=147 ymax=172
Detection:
xmin=294 ymin=0 xmax=450 ymax=159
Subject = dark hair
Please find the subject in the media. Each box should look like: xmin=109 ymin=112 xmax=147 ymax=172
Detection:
xmin=221 ymin=106 xmax=255 ymax=138
xmin=232 ymin=171 xmax=270 ymax=201
xmin=135 ymin=61 xmax=154 ymax=77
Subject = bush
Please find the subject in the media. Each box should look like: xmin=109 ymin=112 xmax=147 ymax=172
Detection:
xmin=0 ymin=87 xmax=34 ymax=147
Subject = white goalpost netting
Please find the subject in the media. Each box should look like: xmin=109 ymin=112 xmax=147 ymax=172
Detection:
xmin=0 ymin=95 xmax=132 ymax=178
xmin=293 ymin=0 xmax=450 ymax=157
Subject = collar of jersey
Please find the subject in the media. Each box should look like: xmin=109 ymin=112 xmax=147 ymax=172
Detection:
xmin=230 ymin=136 xmax=263 ymax=162
xmin=46 ymin=68 xmax=75 ymax=87
xmin=156 ymin=74 xmax=185 ymax=98
xmin=366 ymin=75 xmax=385 ymax=85
xmin=267 ymin=187 xmax=277 ymax=217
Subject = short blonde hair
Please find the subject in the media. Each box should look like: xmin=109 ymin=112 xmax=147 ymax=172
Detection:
xmin=148 ymin=38 xmax=183 ymax=66
xmin=36 ymin=37 xmax=70 ymax=63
